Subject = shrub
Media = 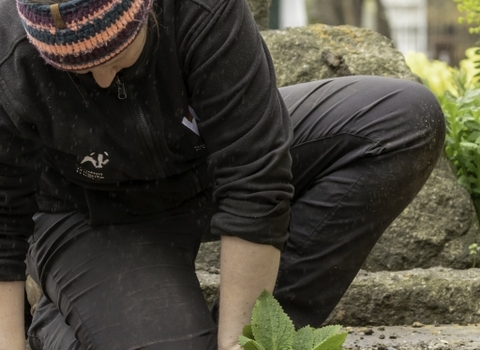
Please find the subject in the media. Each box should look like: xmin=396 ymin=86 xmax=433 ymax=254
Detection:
xmin=404 ymin=0 xmax=480 ymax=260
xmin=455 ymin=0 xmax=480 ymax=34
xmin=405 ymin=49 xmax=480 ymax=218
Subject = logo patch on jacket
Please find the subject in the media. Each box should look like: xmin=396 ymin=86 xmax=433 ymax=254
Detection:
xmin=76 ymin=151 xmax=109 ymax=180
xmin=182 ymin=106 xmax=201 ymax=136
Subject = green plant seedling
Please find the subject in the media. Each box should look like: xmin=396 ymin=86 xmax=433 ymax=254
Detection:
xmin=239 ymin=291 xmax=347 ymax=350
xmin=469 ymin=243 xmax=479 ymax=267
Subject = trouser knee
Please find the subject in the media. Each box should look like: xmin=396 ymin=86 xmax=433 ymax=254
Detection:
xmin=393 ymin=80 xmax=446 ymax=160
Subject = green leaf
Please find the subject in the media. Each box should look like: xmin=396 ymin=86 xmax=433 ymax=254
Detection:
xmin=460 ymin=141 xmax=480 ymax=150
xmin=313 ymin=325 xmax=343 ymax=345
xmin=458 ymin=174 xmax=472 ymax=192
xmin=465 ymin=124 xmax=480 ymax=134
xmin=250 ymin=291 xmax=295 ymax=350
xmin=238 ymin=335 xmax=266 ymax=350
xmin=312 ymin=332 xmax=348 ymax=350
xmin=472 ymin=187 xmax=480 ymax=195
xmin=243 ymin=324 xmax=255 ymax=339
xmin=293 ymin=326 xmax=315 ymax=350
xmin=468 ymin=132 xmax=480 ymax=143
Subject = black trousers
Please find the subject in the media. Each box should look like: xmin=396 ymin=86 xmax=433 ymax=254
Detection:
xmin=26 ymin=76 xmax=446 ymax=349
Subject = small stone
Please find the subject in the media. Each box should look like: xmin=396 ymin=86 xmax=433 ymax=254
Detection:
xmin=379 ymin=334 xmax=385 ymax=339
xmin=412 ymin=321 xmax=424 ymax=328
xmin=389 ymin=334 xmax=397 ymax=339
xmin=378 ymin=326 xmax=385 ymax=331
xmin=363 ymin=328 xmax=374 ymax=335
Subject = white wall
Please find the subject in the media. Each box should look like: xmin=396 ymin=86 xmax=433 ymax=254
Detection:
xmin=279 ymin=0 xmax=308 ymax=29
xmin=381 ymin=0 xmax=428 ymax=54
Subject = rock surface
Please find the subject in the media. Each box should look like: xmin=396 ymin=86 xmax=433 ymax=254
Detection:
xmin=246 ymin=0 xmax=271 ymax=31
xmin=326 ymin=267 xmax=480 ymax=326
xmin=261 ymin=24 xmax=420 ymax=87
xmin=364 ymin=155 xmax=480 ymax=271
xmin=343 ymin=324 xmax=480 ymax=350
xmin=196 ymin=264 xmax=480 ymax=327
xmin=196 ymin=242 xmax=220 ymax=307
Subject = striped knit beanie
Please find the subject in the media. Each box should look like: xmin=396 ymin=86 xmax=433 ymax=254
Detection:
xmin=16 ymin=0 xmax=153 ymax=71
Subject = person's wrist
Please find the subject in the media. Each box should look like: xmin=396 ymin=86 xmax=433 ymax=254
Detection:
xmin=217 ymin=327 xmax=241 ymax=350
xmin=0 ymin=281 xmax=26 ymax=350
xmin=218 ymin=342 xmax=242 ymax=350
xmin=0 ymin=334 xmax=26 ymax=350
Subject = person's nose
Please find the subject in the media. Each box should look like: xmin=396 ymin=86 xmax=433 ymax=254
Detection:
xmin=91 ymin=67 xmax=117 ymax=88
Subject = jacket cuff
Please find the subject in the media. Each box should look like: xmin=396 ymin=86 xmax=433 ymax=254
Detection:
xmin=0 ymin=237 xmax=29 ymax=281
xmin=210 ymin=200 xmax=290 ymax=251
xmin=0 ymin=260 xmax=26 ymax=281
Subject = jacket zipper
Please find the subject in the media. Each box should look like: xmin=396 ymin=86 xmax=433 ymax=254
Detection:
xmin=116 ymin=76 xmax=127 ymax=100
xmin=116 ymin=75 xmax=166 ymax=177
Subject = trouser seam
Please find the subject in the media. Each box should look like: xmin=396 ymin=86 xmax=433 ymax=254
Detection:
xmin=290 ymin=131 xmax=383 ymax=151
xmin=302 ymin=166 xmax=369 ymax=251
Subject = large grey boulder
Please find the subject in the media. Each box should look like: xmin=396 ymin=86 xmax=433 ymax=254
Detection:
xmin=246 ymin=0 xmax=271 ymax=31
xmin=326 ymin=267 xmax=480 ymax=326
xmin=196 ymin=242 xmax=221 ymax=307
xmin=364 ymin=155 xmax=479 ymax=271
xmin=262 ymin=24 xmax=419 ymax=87
xmin=197 ymin=266 xmax=480 ymax=326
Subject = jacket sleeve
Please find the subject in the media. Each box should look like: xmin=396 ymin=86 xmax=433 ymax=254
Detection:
xmin=184 ymin=0 xmax=294 ymax=248
xmin=0 ymin=104 xmax=40 ymax=281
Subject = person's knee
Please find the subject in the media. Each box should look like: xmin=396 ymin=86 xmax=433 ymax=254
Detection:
xmin=395 ymin=80 xmax=446 ymax=157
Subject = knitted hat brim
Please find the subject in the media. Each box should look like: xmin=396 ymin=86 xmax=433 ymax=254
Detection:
xmin=17 ymin=0 xmax=153 ymax=71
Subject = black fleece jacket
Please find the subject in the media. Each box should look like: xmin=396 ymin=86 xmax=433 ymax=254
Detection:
xmin=0 ymin=0 xmax=294 ymax=281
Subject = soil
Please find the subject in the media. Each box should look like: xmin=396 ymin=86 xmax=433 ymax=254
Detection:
xmin=344 ymin=324 xmax=480 ymax=350
xmin=25 ymin=324 xmax=480 ymax=349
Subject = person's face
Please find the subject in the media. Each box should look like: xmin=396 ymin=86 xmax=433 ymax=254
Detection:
xmin=74 ymin=26 xmax=147 ymax=88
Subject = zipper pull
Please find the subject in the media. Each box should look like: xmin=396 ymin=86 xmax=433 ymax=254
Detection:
xmin=116 ymin=75 xmax=127 ymax=100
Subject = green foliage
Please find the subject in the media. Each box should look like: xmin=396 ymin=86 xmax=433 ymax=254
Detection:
xmin=454 ymin=0 xmax=480 ymax=83
xmin=406 ymin=44 xmax=480 ymax=260
xmin=405 ymin=49 xmax=480 ymax=99
xmin=239 ymin=291 xmax=347 ymax=350
xmin=405 ymin=51 xmax=480 ymax=218
xmin=455 ymin=0 xmax=480 ymax=33
xmin=441 ymin=89 xmax=480 ymax=216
